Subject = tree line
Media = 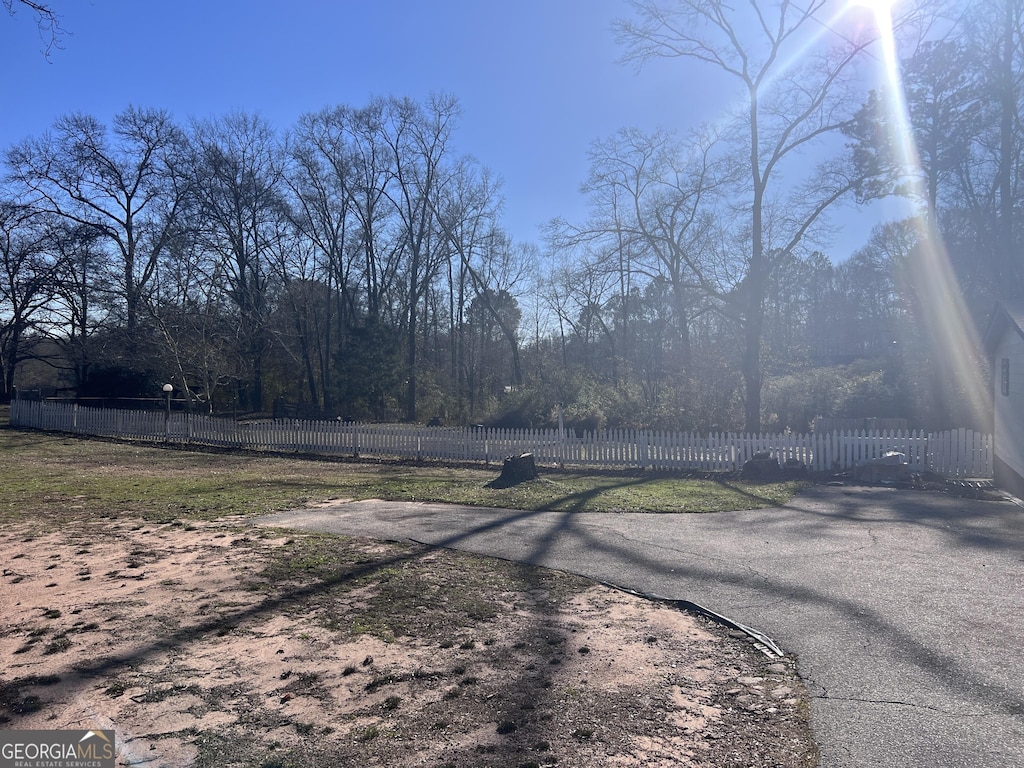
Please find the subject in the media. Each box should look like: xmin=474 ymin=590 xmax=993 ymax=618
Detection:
xmin=1 ymin=96 xmax=532 ymax=423
xmin=2 ymin=1 xmax=1021 ymax=433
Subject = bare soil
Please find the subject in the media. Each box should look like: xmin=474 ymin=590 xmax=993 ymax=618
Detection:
xmin=1 ymin=515 xmax=817 ymax=767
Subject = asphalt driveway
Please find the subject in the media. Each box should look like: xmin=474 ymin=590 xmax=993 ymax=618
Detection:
xmin=255 ymin=484 xmax=1024 ymax=768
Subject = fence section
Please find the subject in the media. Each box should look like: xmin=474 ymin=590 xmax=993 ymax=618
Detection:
xmin=8 ymin=400 xmax=993 ymax=478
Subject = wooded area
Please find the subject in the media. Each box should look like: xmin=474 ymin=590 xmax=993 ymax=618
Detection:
xmin=2 ymin=1 xmax=1022 ymax=433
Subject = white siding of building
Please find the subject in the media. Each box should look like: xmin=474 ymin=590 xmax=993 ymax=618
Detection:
xmin=992 ymin=324 xmax=1024 ymax=487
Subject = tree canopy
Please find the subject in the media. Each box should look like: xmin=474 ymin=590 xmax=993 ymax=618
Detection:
xmin=2 ymin=1 xmax=1018 ymax=433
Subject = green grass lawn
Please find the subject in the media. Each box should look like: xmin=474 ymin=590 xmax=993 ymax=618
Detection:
xmin=0 ymin=424 xmax=803 ymax=528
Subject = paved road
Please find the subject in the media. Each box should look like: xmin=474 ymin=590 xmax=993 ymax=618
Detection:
xmin=255 ymin=485 xmax=1024 ymax=768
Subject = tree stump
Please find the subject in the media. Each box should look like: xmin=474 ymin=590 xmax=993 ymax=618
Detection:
xmin=854 ymin=453 xmax=911 ymax=484
xmin=782 ymin=458 xmax=808 ymax=479
xmin=741 ymin=451 xmax=782 ymax=481
xmin=490 ymin=453 xmax=538 ymax=488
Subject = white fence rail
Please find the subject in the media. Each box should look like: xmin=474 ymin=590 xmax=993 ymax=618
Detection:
xmin=9 ymin=400 xmax=993 ymax=478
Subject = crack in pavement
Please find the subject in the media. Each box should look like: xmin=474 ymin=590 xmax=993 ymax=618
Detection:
xmin=814 ymin=692 xmax=994 ymax=717
xmin=579 ymin=522 xmax=776 ymax=586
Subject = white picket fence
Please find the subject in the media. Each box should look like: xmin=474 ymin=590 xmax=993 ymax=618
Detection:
xmin=9 ymin=399 xmax=993 ymax=478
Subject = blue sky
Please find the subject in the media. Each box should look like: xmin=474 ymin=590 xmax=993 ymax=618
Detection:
xmin=2 ymin=0 xmax=907 ymax=260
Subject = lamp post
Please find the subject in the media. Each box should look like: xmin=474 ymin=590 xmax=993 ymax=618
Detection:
xmin=163 ymin=383 xmax=173 ymax=440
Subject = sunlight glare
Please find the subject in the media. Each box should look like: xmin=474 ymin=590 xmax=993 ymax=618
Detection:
xmin=853 ymin=0 xmax=991 ymax=431
xmin=844 ymin=0 xmax=899 ymax=48
xmin=849 ymin=0 xmax=898 ymax=16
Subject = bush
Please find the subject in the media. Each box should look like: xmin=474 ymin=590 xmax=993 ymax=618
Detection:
xmin=762 ymin=359 xmax=909 ymax=432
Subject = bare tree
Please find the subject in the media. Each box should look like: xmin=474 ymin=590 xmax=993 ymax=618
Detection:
xmin=542 ymin=243 xmax=622 ymax=371
xmin=3 ymin=0 xmax=65 ymax=56
xmin=286 ymin=107 xmax=362 ymax=412
xmin=431 ymin=156 xmax=526 ymax=405
xmin=344 ymin=100 xmax=403 ymax=325
xmin=952 ymin=0 xmax=1024 ymax=296
xmin=381 ymin=94 xmax=459 ymax=422
xmin=616 ymin=0 xmax=893 ymax=431
xmin=572 ymin=127 xmax=724 ymax=378
xmin=984 ymin=0 xmax=1024 ymax=291
xmin=47 ymin=221 xmax=106 ymax=393
xmin=6 ymin=107 xmax=190 ymax=346
xmin=148 ymin=225 xmax=238 ymax=414
xmin=189 ymin=112 xmax=287 ymax=412
xmin=0 ymin=201 xmax=61 ymax=398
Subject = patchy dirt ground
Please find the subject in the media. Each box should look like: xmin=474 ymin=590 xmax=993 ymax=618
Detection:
xmin=1 ymin=517 xmax=817 ymax=767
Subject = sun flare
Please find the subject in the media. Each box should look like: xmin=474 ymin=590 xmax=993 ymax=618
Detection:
xmin=848 ymin=0 xmax=991 ymax=432
xmin=849 ymin=0 xmax=898 ymax=16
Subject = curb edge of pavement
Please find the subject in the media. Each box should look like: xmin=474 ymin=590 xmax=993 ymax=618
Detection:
xmin=403 ymin=537 xmax=786 ymax=659
xmin=599 ymin=581 xmax=786 ymax=659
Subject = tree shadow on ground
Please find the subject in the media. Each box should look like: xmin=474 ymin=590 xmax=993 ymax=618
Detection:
xmin=5 ymin=454 xmax=1023 ymax=764
xmin=0 ymin=526 xmax=612 ymax=767
xmin=391 ymin=486 xmax=1024 ymax=725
